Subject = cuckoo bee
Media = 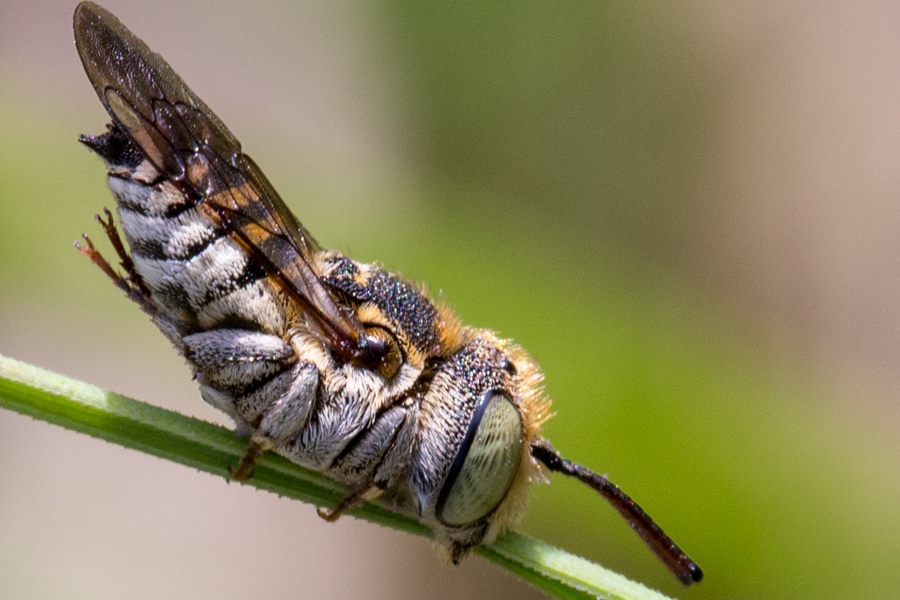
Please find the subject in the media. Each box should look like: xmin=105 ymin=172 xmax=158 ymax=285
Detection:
xmin=73 ymin=1 xmax=702 ymax=585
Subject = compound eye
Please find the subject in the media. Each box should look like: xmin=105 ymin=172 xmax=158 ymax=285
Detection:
xmin=435 ymin=391 xmax=524 ymax=527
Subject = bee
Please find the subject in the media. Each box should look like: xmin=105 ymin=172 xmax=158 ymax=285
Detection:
xmin=73 ymin=1 xmax=702 ymax=585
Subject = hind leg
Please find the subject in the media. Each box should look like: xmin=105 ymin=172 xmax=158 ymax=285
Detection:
xmin=76 ymin=208 xmax=157 ymax=316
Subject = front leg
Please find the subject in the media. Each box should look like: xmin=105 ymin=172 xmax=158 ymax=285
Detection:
xmin=183 ymin=329 xmax=319 ymax=476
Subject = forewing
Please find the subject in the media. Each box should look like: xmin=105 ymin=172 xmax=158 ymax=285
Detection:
xmin=74 ymin=1 xmax=368 ymax=359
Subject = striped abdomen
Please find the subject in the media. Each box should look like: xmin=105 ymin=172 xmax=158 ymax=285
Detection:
xmin=85 ymin=125 xmax=311 ymax=434
xmin=93 ymin=133 xmax=288 ymax=343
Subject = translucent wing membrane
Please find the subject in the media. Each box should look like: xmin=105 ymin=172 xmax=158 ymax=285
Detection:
xmin=73 ymin=1 xmax=385 ymax=366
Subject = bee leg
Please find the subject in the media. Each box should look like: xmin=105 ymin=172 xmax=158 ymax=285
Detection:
xmin=229 ymin=436 xmax=274 ymax=481
xmin=75 ymin=209 xmax=157 ymax=316
xmin=257 ymin=363 xmax=318 ymax=444
xmin=234 ymin=361 xmax=317 ymax=478
xmin=184 ymin=330 xmax=319 ymax=480
xmin=317 ymin=483 xmax=383 ymax=522
xmin=97 ymin=208 xmax=152 ymax=297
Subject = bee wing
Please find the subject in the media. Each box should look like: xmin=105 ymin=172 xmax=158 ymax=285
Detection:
xmin=74 ymin=1 xmax=373 ymax=362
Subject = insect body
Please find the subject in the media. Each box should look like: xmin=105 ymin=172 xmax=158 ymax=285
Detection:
xmin=74 ymin=1 xmax=702 ymax=585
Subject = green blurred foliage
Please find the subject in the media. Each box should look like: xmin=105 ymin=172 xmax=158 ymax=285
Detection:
xmin=385 ymin=2 xmax=716 ymax=263
xmin=1 ymin=2 xmax=898 ymax=599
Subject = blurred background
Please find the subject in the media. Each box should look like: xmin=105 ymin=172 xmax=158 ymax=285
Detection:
xmin=2 ymin=1 xmax=899 ymax=598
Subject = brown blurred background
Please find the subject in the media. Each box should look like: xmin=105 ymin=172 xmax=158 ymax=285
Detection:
xmin=1 ymin=1 xmax=899 ymax=599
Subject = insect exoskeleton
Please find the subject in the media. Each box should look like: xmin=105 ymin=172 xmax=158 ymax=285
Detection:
xmin=73 ymin=1 xmax=702 ymax=583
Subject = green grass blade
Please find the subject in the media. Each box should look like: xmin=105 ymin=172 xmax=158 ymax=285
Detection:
xmin=0 ymin=353 xmax=676 ymax=600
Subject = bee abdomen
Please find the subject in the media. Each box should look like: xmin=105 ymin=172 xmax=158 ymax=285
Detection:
xmin=105 ymin=174 xmax=284 ymax=336
xmin=83 ymin=125 xmax=282 ymax=338
xmin=126 ymin=224 xmax=268 ymax=323
xmin=80 ymin=125 xmax=143 ymax=171
xmin=119 ymin=207 xmax=224 ymax=262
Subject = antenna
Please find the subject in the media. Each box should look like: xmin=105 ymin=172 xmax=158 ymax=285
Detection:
xmin=530 ymin=439 xmax=703 ymax=586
